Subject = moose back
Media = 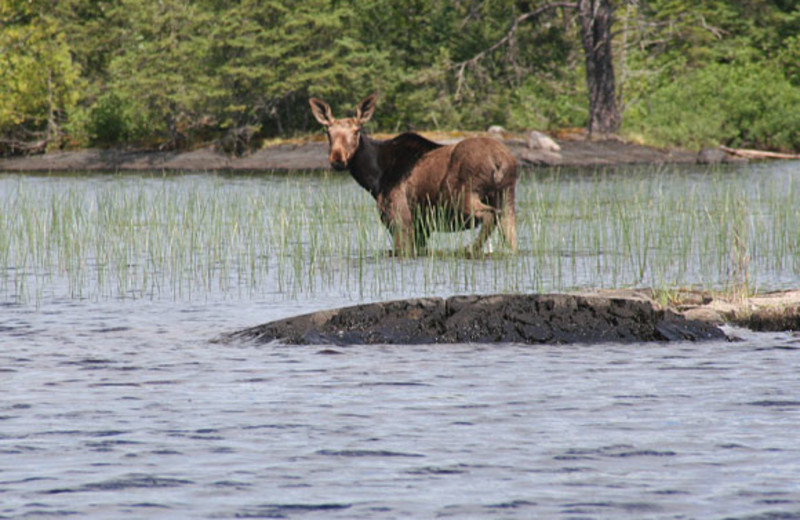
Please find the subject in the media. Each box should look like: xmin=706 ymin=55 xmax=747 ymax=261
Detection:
xmin=309 ymin=95 xmax=518 ymax=255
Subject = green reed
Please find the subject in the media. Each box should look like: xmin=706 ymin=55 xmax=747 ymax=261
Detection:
xmin=0 ymin=164 xmax=798 ymax=304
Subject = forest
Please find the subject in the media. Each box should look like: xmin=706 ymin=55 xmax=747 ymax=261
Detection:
xmin=1 ymin=0 xmax=799 ymax=155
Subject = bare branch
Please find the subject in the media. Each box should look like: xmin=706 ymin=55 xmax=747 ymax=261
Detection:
xmin=699 ymin=14 xmax=725 ymax=39
xmin=0 ymin=138 xmax=48 ymax=155
xmin=453 ymin=2 xmax=578 ymax=97
xmin=458 ymin=1 xmax=485 ymax=31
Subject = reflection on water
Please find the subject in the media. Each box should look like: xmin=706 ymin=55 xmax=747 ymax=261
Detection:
xmin=2 ymin=162 xmax=800 ymax=518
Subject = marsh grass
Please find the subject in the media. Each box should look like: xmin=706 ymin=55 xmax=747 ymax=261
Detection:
xmin=1 ymin=164 xmax=798 ymax=305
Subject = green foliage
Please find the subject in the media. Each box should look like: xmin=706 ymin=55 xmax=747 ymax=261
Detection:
xmin=208 ymin=0 xmax=392 ymax=135
xmin=777 ymin=35 xmax=800 ymax=86
xmin=103 ymin=0 xmax=221 ymax=144
xmin=87 ymin=93 xmax=153 ymax=145
xmin=0 ymin=7 xmax=82 ymax=145
xmin=621 ymin=0 xmax=800 ymax=151
xmin=625 ymin=62 xmax=800 ymax=151
xmin=1 ymin=0 xmax=798 ymax=152
xmin=88 ymin=94 xmax=128 ymax=145
xmin=508 ymin=73 xmax=587 ymax=131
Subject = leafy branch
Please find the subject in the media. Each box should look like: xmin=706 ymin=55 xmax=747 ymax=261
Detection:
xmin=453 ymin=2 xmax=578 ymax=97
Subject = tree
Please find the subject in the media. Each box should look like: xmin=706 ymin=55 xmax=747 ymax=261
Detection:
xmin=577 ymin=0 xmax=620 ymax=135
xmin=3 ymin=0 xmax=797 ymax=152
xmin=0 ymin=1 xmax=82 ymax=152
xmin=207 ymin=0 xmax=390 ymax=138
xmin=454 ymin=0 xmax=621 ymax=137
xmin=103 ymin=0 xmax=220 ymax=147
xmin=622 ymin=0 xmax=800 ymax=151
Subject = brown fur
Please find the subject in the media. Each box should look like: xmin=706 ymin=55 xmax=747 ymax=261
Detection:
xmin=309 ymin=95 xmax=518 ymax=255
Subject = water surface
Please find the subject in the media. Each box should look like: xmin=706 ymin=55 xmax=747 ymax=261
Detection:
xmin=2 ymin=163 xmax=800 ymax=518
xmin=3 ymin=300 xmax=800 ymax=519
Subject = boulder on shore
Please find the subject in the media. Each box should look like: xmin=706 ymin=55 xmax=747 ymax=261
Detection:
xmin=229 ymin=293 xmax=727 ymax=346
xmin=527 ymin=130 xmax=561 ymax=152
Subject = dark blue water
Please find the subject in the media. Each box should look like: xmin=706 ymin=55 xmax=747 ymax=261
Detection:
xmin=2 ymin=298 xmax=800 ymax=519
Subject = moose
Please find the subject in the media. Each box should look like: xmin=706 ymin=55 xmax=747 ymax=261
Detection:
xmin=309 ymin=94 xmax=518 ymax=256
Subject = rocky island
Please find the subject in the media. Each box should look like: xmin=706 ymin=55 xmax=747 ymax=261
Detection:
xmin=228 ymin=289 xmax=800 ymax=346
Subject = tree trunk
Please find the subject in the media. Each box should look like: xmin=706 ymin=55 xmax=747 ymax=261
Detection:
xmin=577 ymin=0 xmax=620 ymax=137
xmin=47 ymin=67 xmax=57 ymax=146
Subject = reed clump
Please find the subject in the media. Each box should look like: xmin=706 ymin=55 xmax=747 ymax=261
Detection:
xmin=0 ymin=164 xmax=797 ymax=304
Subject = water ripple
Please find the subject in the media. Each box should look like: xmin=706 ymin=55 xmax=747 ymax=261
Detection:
xmin=44 ymin=474 xmax=194 ymax=494
xmin=2 ymin=298 xmax=800 ymax=518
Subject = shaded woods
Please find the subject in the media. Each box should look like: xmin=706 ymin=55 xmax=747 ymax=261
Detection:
xmin=2 ymin=0 xmax=799 ymax=155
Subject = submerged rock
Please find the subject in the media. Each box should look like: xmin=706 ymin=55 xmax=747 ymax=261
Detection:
xmin=230 ymin=293 xmax=727 ymax=346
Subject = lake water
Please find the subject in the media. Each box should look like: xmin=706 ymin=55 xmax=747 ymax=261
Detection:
xmin=2 ymin=162 xmax=800 ymax=518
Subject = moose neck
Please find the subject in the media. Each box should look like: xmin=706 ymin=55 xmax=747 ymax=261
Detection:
xmin=347 ymin=134 xmax=384 ymax=198
xmin=345 ymin=131 xmax=441 ymax=199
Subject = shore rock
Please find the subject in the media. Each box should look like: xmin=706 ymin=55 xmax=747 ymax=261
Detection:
xmin=1 ymin=137 xmax=703 ymax=172
xmin=697 ymin=147 xmax=729 ymax=164
xmin=517 ymin=149 xmax=563 ymax=166
xmin=487 ymin=125 xmax=506 ymax=136
xmin=230 ymin=293 xmax=727 ymax=346
xmin=697 ymin=290 xmax=800 ymax=332
xmin=232 ymin=142 xmax=328 ymax=171
xmin=696 ymin=147 xmax=748 ymax=164
xmin=526 ymin=130 xmax=561 ymax=152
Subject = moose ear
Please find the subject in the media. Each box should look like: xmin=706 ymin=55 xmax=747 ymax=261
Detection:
xmin=309 ymin=97 xmax=333 ymax=126
xmin=355 ymin=94 xmax=377 ymax=124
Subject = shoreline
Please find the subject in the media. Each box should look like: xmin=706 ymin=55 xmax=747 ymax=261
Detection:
xmin=0 ymin=136 xmax=716 ymax=172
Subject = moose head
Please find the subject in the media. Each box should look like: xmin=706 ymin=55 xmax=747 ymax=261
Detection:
xmin=309 ymin=94 xmax=377 ymax=171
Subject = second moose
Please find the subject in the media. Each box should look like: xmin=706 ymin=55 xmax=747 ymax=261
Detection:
xmin=309 ymin=94 xmax=518 ymax=256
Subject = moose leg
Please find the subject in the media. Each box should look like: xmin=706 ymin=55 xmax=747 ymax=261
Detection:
xmin=499 ymin=186 xmax=518 ymax=251
xmin=381 ymin=194 xmax=419 ymax=256
xmin=387 ymin=217 xmax=417 ymax=256
xmin=463 ymin=193 xmax=498 ymax=256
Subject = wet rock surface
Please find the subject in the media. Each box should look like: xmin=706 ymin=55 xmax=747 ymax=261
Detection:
xmin=687 ymin=289 xmax=800 ymax=332
xmin=231 ymin=293 xmax=728 ymax=345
